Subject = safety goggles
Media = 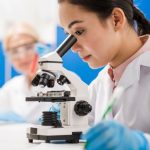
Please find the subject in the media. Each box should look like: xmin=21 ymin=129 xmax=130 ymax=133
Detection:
xmin=6 ymin=41 xmax=37 ymax=60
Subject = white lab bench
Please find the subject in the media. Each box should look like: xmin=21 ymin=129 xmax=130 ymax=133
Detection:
xmin=0 ymin=123 xmax=84 ymax=150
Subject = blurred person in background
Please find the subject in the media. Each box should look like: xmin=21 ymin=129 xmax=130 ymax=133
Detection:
xmin=0 ymin=22 xmax=60 ymax=123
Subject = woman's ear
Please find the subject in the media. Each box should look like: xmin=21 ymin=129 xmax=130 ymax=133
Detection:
xmin=111 ymin=8 xmax=126 ymax=31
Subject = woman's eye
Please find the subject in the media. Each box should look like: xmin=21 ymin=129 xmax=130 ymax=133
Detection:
xmin=75 ymin=29 xmax=84 ymax=36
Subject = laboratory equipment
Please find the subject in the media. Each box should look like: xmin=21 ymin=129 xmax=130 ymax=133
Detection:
xmin=26 ymin=35 xmax=92 ymax=143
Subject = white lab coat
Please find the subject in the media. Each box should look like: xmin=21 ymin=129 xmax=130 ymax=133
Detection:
xmin=0 ymin=75 xmax=65 ymax=123
xmin=89 ymin=36 xmax=150 ymax=143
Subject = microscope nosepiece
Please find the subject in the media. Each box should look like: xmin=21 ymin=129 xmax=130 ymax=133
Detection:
xmin=32 ymin=74 xmax=41 ymax=86
xmin=57 ymin=75 xmax=70 ymax=85
xmin=39 ymin=73 xmax=54 ymax=87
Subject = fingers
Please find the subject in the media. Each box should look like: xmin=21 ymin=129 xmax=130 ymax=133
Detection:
xmin=83 ymin=121 xmax=123 ymax=150
xmin=83 ymin=121 xmax=116 ymax=141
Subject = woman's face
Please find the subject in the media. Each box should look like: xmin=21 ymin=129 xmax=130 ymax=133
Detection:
xmin=59 ymin=2 xmax=121 ymax=68
xmin=6 ymin=34 xmax=38 ymax=76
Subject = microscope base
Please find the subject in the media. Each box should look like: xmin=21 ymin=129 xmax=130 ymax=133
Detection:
xmin=27 ymin=125 xmax=87 ymax=143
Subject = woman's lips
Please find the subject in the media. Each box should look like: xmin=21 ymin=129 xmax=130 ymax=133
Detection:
xmin=82 ymin=55 xmax=91 ymax=61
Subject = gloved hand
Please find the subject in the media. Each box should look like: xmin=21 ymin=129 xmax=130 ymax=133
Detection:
xmin=82 ymin=120 xmax=149 ymax=150
xmin=0 ymin=111 xmax=26 ymax=123
xmin=49 ymin=103 xmax=60 ymax=120
xmin=35 ymin=43 xmax=52 ymax=57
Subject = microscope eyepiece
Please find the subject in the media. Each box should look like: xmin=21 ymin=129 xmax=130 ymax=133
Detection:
xmin=57 ymin=35 xmax=77 ymax=57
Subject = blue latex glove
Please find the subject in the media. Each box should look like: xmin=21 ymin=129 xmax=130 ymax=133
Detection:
xmin=0 ymin=111 xmax=26 ymax=123
xmin=82 ymin=120 xmax=149 ymax=150
xmin=35 ymin=43 xmax=52 ymax=57
xmin=49 ymin=103 xmax=60 ymax=120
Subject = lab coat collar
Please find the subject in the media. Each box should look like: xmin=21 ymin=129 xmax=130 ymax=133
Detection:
xmin=118 ymin=50 xmax=150 ymax=89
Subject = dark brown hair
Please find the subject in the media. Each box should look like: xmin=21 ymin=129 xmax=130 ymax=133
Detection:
xmin=58 ymin=0 xmax=150 ymax=36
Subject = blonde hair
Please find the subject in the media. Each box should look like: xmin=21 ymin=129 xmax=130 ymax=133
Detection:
xmin=3 ymin=22 xmax=39 ymax=51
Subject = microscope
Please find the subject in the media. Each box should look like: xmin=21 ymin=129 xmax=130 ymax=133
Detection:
xmin=26 ymin=35 xmax=92 ymax=143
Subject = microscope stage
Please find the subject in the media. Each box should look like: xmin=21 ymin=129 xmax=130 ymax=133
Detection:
xmin=26 ymin=96 xmax=75 ymax=102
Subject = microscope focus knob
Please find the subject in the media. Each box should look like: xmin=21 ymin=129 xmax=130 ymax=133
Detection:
xmin=74 ymin=101 xmax=92 ymax=116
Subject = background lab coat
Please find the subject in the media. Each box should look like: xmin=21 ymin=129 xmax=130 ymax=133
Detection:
xmin=89 ymin=35 xmax=150 ymax=143
xmin=0 ymin=75 xmax=65 ymax=123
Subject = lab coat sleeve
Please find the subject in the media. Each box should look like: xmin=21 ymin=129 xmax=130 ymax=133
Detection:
xmin=88 ymin=70 xmax=104 ymax=126
xmin=0 ymin=84 xmax=12 ymax=112
xmin=88 ymin=80 xmax=97 ymax=126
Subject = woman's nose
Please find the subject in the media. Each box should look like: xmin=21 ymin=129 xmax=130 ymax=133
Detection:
xmin=71 ymin=42 xmax=82 ymax=53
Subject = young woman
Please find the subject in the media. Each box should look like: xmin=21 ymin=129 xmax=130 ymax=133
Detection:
xmin=58 ymin=0 xmax=150 ymax=149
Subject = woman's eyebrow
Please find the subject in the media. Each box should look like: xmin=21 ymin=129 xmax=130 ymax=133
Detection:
xmin=68 ymin=20 xmax=83 ymax=29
